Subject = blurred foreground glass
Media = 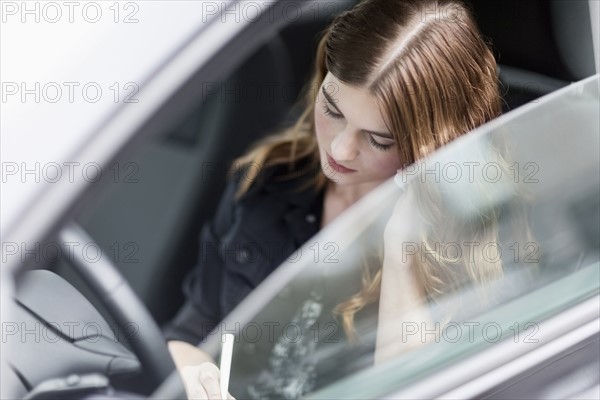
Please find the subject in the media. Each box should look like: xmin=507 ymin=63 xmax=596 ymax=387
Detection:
xmin=200 ymin=75 xmax=599 ymax=399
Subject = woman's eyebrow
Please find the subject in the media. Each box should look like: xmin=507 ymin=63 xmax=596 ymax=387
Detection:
xmin=322 ymin=86 xmax=393 ymax=140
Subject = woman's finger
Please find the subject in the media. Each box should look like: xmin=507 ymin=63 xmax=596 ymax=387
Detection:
xmin=197 ymin=362 xmax=223 ymax=399
xmin=181 ymin=365 xmax=209 ymax=400
xmin=181 ymin=362 xmax=235 ymax=399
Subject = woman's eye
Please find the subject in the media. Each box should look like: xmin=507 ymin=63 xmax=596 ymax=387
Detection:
xmin=368 ymin=135 xmax=394 ymax=151
xmin=323 ymin=104 xmax=343 ymax=120
xmin=322 ymin=101 xmax=394 ymax=151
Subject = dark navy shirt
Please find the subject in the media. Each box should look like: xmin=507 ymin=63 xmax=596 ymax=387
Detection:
xmin=165 ymin=162 xmax=324 ymax=344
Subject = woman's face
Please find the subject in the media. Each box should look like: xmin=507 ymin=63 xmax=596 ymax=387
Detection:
xmin=314 ymin=72 xmax=402 ymax=190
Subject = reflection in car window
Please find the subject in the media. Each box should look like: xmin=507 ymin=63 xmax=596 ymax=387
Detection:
xmin=206 ymin=76 xmax=600 ymax=399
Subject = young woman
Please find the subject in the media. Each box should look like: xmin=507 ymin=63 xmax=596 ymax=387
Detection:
xmin=166 ymin=0 xmax=502 ymax=397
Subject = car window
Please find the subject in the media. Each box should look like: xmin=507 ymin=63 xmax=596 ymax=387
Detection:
xmin=201 ymin=75 xmax=600 ymax=399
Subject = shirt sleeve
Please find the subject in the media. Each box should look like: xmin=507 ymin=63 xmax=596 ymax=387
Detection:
xmin=163 ymin=178 xmax=238 ymax=345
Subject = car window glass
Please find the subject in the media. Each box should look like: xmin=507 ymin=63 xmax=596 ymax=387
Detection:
xmin=205 ymin=76 xmax=600 ymax=399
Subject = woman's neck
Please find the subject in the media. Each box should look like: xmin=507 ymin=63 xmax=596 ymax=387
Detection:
xmin=326 ymin=180 xmax=380 ymax=206
xmin=320 ymin=180 xmax=382 ymax=228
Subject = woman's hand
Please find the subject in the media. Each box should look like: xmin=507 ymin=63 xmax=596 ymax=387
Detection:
xmin=383 ymin=186 xmax=416 ymax=256
xmin=180 ymin=362 xmax=236 ymax=400
xmin=168 ymin=341 xmax=235 ymax=400
xmin=376 ymin=186 xmax=431 ymax=364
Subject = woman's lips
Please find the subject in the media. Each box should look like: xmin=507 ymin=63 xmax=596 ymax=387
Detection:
xmin=326 ymin=154 xmax=357 ymax=173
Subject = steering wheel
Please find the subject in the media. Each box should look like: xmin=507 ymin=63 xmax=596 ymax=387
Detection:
xmin=59 ymin=222 xmax=180 ymax=394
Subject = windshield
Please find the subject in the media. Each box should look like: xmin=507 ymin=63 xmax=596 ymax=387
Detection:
xmin=200 ymin=75 xmax=599 ymax=399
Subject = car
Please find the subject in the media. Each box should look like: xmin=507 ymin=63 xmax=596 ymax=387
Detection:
xmin=2 ymin=0 xmax=599 ymax=399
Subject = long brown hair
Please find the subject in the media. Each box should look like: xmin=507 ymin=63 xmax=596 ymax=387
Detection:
xmin=234 ymin=0 xmax=504 ymax=336
xmin=235 ymin=0 xmax=500 ymax=195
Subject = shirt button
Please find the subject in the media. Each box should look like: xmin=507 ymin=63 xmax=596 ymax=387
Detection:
xmin=236 ymin=249 xmax=250 ymax=264
xmin=306 ymin=214 xmax=316 ymax=223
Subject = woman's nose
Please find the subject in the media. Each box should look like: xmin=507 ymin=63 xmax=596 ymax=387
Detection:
xmin=331 ymin=129 xmax=359 ymax=161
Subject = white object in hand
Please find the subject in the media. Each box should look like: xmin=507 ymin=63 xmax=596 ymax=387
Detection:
xmin=219 ymin=334 xmax=234 ymax=399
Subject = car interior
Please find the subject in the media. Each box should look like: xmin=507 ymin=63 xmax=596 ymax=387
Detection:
xmin=7 ymin=0 xmax=598 ymax=398
xmin=62 ymin=0 xmax=599 ymax=326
